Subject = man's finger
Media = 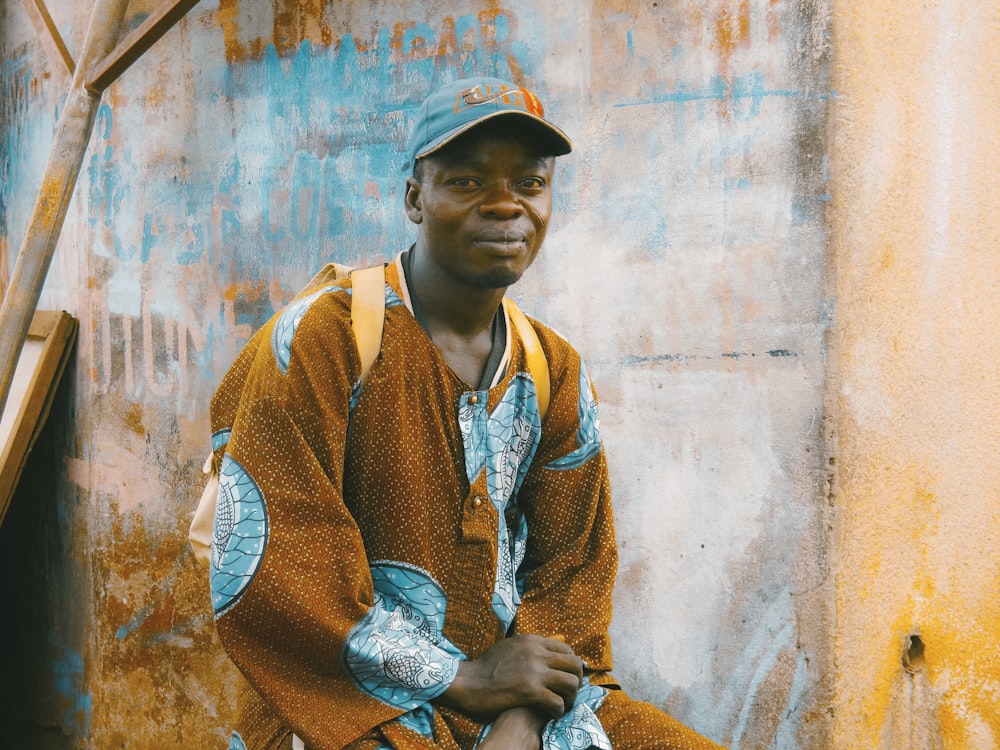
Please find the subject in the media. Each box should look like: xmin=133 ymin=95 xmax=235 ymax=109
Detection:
xmin=541 ymin=634 xmax=575 ymax=656
xmin=543 ymin=666 xmax=581 ymax=713
xmin=548 ymin=649 xmax=584 ymax=679
xmin=537 ymin=689 xmax=568 ymax=720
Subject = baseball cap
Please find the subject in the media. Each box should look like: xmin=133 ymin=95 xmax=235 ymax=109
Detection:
xmin=406 ymin=76 xmax=573 ymax=168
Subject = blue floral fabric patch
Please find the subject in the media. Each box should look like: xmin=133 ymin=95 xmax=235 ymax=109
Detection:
xmin=541 ymin=681 xmax=611 ymax=750
xmin=342 ymin=562 xmax=463 ymax=710
xmin=546 ymin=362 xmax=602 ymax=471
xmin=271 ymin=285 xmax=344 ymax=374
xmin=394 ymin=703 xmax=436 ymax=740
xmin=457 ymin=374 xmax=541 ymax=629
xmin=211 ymin=428 xmax=231 ymax=452
xmin=475 ymin=680 xmax=610 ymax=750
xmin=210 ymin=456 xmax=269 ymax=617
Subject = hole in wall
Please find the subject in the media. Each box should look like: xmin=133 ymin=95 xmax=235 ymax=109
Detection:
xmin=902 ymin=633 xmax=926 ymax=673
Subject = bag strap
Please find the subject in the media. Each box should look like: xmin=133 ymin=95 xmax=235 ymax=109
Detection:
xmin=350 ymin=265 xmax=386 ymax=387
xmin=304 ymin=261 xmax=355 ymax=293
xmin=504 ymin=298 xmax=550 ymax=421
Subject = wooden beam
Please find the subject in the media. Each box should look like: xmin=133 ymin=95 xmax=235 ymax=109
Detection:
xmin=18 ymin=0 xmax=75 ymax=79
xmin=0 ymin=0 xmax=130 ymax=418
xmin=0 ymin=311 xmax=77 ymax=525
xmin=87 ymin=0 xmax=202 ymax=94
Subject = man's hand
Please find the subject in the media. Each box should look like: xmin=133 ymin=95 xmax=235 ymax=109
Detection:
xmin=440 ymin=634 xmax=583 ymax=720
xmin=477 ymin=707 xmax=547 ymax=750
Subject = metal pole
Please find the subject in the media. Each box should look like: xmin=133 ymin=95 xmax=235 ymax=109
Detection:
xmin=18 ymin=0 xmax=75 ymax=80
xmin=0 ymin=0 xmax=130 ymax=416
xmin=87 ymin=0 xmax=202 ymax=95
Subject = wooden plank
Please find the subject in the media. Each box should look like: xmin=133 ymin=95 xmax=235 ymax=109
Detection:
xmin=87 ymin=0 xmax=202 ymax=93
xmin=18 ymin=0 xmax=75 ymax=80
xmin=0 ymin=310 xmax=78 ymax=526
xmin=0 ymin=0 xmax=129 ymax=419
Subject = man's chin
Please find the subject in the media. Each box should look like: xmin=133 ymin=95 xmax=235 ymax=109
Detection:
xmin=477 ymin=268 xmax=524 ymax=289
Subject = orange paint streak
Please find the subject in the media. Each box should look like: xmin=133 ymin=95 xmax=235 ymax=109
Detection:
xmin=124 ymin=401 xmax=146 ymax=437
xmin=392 ymin=20 xmax=413 ymax=51
xmin=713 ymin=0 xmax=751 ymax=77
xmin=272 ymin=0 xmax=298 ymax=58
xmin=481 ymin=7 xmax=523 ymax=81
xmin=216 ymin=0 xmax=245 ymax=63
xmin=711 ymin=0 xmax=752 ymax=119
xmin=297 ymin=0 xmax=324 ymax=51
xmin=392 ymin=20 xmax=435 ymax=64
xmin=436 ymin=17 xmax=459 ymax=58
xmin=216 ymin=0 xmax=524 ymax=88
xmin=767 ymin=0 xmax=781 ymax=42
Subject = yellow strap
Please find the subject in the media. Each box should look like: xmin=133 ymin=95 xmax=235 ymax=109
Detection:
xmin=505 ymin=298 xmax=550 ymax=420
xmin=303 ymin=261 xmax=355 ymax=293
xmin=188 ymin=451 xmax=219 ymax=565
xmin=350 ymin=265 xmax=386 ymax=387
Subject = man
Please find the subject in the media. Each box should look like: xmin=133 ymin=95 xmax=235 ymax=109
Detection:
xmin=208 ymin=76 xmax=724 ymax=750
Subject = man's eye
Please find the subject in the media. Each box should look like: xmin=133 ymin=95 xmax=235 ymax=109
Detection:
xmin=451 ymin=177 xmax=478 ymax=188
xmin=518 ymin=177 xmax=546 ymax=190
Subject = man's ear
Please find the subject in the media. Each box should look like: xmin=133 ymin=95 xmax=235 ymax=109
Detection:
xmin=403 ymin=176 xmax=423 ymax=225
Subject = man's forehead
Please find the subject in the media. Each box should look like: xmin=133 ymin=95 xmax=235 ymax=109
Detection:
xmin=426 ymin=151 xmax=554 ymax=179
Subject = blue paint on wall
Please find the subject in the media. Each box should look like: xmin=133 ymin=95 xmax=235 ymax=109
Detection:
xmin=51 ymin=643 xmax=93 ymax=737
xmin=1 ymin=54 xmax=57 ymax=264
xmin=614 ymin=71 xmax=832 ymax=119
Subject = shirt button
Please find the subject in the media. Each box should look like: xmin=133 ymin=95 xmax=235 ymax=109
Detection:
xmin=473 ymin=496 xmax=483 ymax=508
xmin=469 ymin=394 xmax=479 ymax=404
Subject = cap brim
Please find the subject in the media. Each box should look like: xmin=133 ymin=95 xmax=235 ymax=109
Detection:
xmin=413 ymin=111 xmax=573 ymax=163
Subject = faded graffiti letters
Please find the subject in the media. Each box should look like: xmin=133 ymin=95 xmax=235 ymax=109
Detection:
xmin=87 ymin=280 xmax=273 ymax=403
xmin=221 ymin=7 xmax=528 ymax=74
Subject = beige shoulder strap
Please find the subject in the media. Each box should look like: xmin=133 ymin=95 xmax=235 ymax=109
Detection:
xmin=303 ymin=262 xmax=385 ymax=385
xmin=303 ymin=261 xmax=354 ymax=293
xmin=350 ymin=265 xmax=386 ymax=387
xmin=188 ymin=452 xmax=219 ymax=564
xmin=504 ymin=299 xmax=550 ymax=420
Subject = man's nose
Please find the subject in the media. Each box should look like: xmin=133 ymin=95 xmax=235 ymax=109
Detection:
xmin=479 ymin=184 xmax=522 ymax=219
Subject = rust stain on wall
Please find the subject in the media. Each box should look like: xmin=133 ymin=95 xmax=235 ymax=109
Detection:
xmin=713 ymin=0 xmax=751 ymax=78
xmin=90 ymin=509 xmax=238 ymax=746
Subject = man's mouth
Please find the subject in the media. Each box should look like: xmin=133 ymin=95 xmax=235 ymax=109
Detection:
xmin=474 ymin=231 xmax=528 ymax=252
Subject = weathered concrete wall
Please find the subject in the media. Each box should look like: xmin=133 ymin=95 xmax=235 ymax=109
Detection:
xmin=829 ymin=2 xmax=1000 ymax=747
xmin=1 ymin=1 xmax=834 ymax=747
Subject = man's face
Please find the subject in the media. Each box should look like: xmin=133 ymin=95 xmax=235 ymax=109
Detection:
xmin=404 ymin=123 xmax=555 ymax=290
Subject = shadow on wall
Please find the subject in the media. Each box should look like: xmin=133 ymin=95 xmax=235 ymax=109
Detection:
xmin=0 ymin=368 xmax=86 ymax=750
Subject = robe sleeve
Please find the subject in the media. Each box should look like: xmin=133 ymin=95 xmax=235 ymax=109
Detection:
xmin=510 ymin=336 xmax=619 ymax=680
xmin=208 ymin=288 xmax=459 ymax=747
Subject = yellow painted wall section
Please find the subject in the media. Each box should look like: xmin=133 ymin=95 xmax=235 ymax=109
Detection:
xmin=830 ymin=2 xmax=1000 ymax=747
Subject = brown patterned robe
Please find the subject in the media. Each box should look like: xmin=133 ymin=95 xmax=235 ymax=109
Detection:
xmin=208 ymin=256 xmax=724 ymax=750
